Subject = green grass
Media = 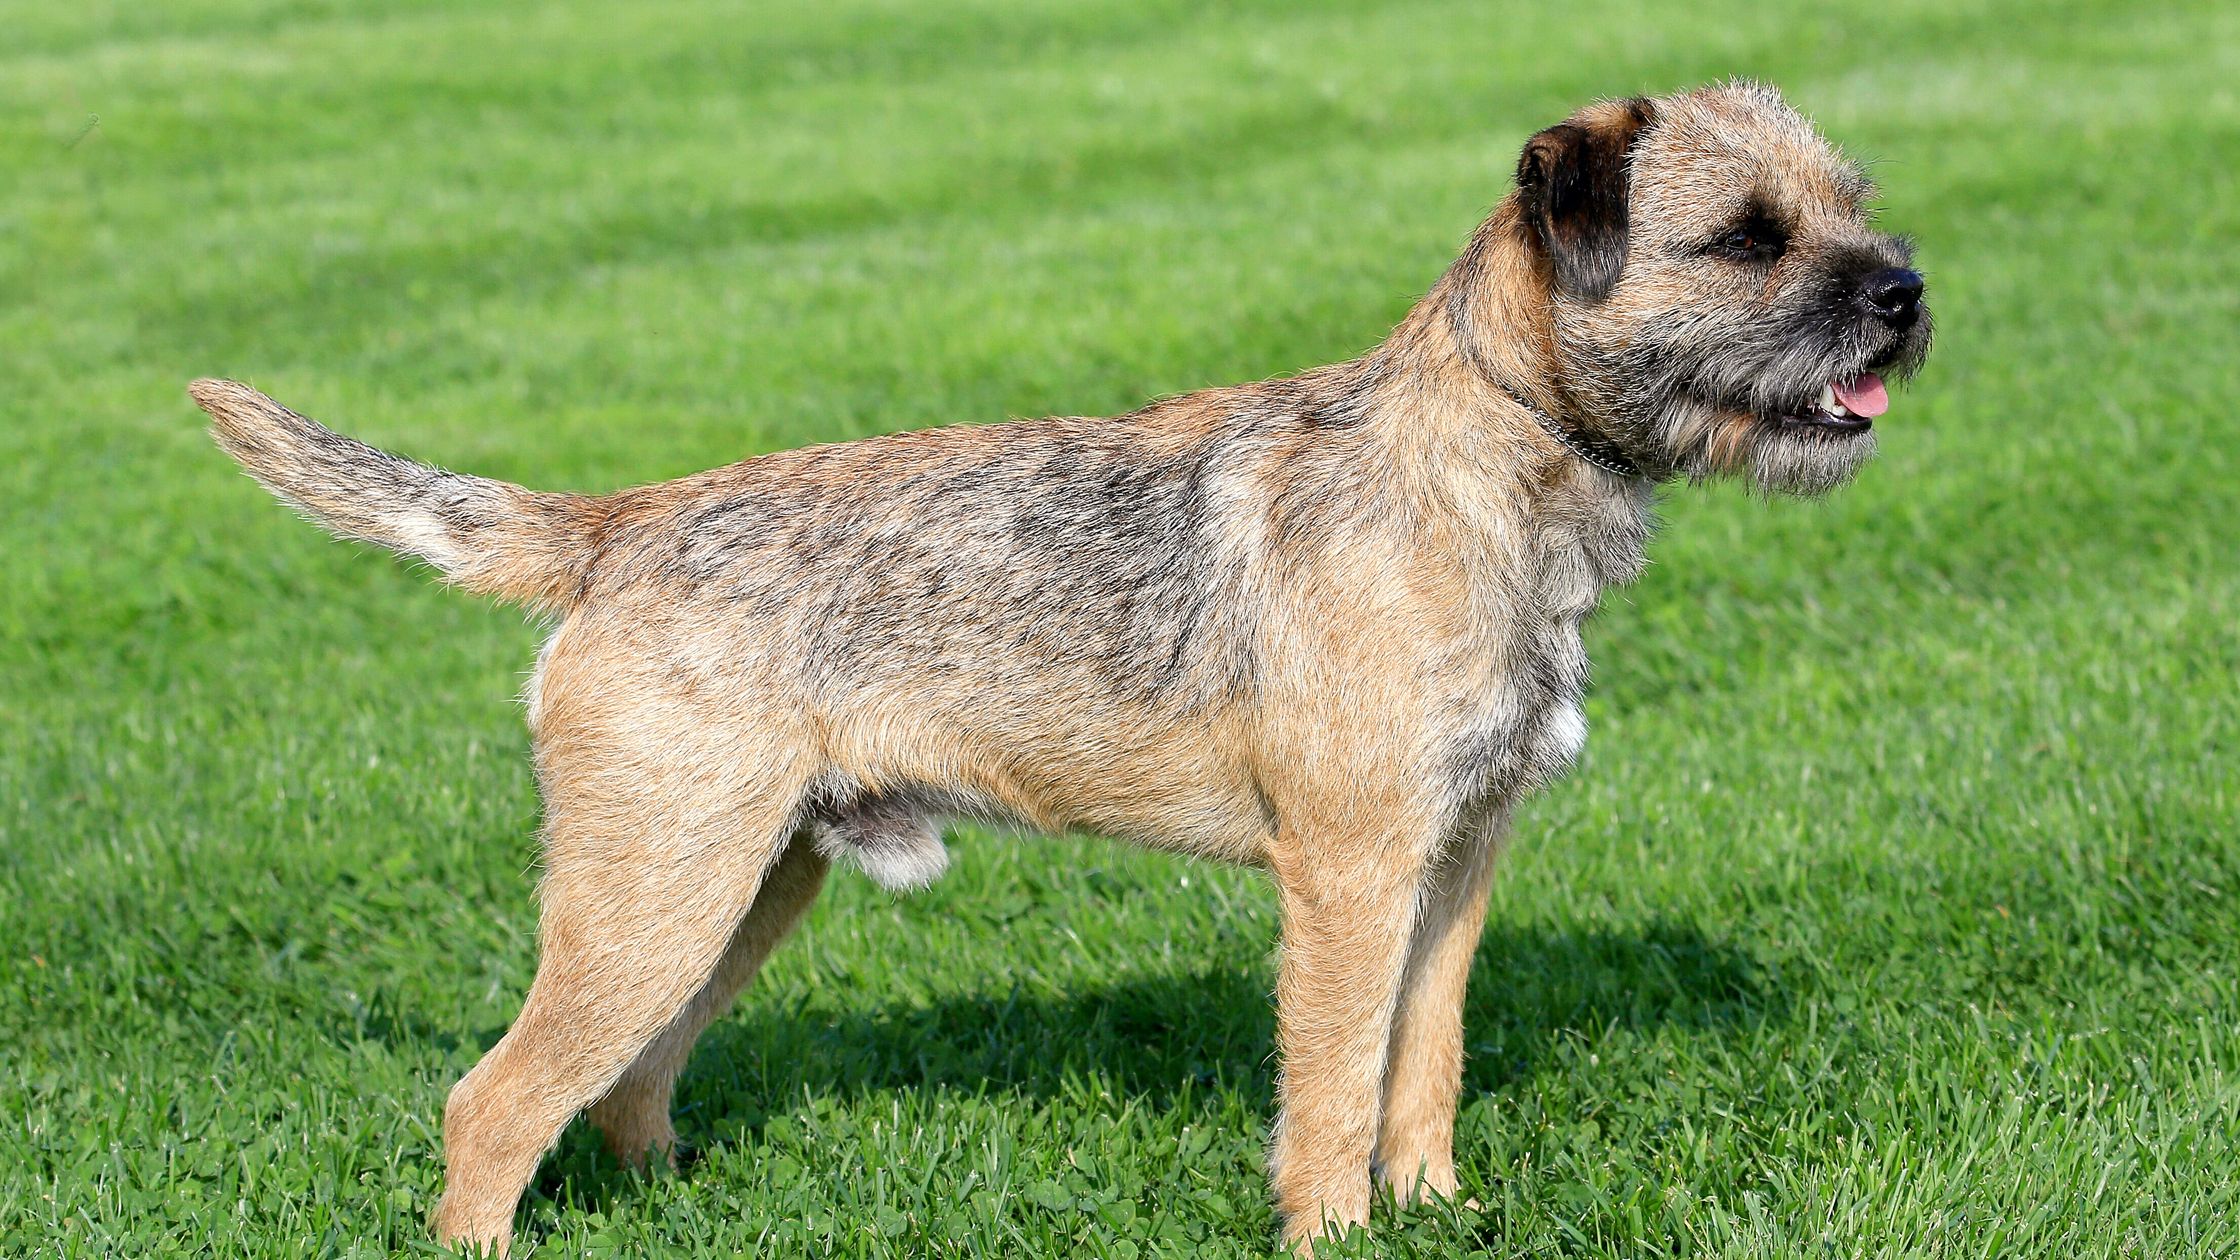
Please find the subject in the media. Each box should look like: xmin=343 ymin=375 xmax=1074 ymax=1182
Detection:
xmin=3 ymin=0 xmax=2237 ymax=1255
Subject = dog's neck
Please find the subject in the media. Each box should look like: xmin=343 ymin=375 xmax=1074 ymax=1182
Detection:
xmin=1332 ymin=211 xmax=1658 ymax=592
xmin=1395 ymin=203 xmax=1663 ymax=484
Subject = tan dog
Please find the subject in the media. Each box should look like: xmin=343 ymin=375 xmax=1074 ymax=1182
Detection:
xmin=194 ymin=81 xmax=1928 ymax=1254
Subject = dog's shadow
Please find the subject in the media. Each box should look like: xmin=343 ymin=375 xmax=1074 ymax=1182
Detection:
xmin=526 ymin=917 xmax=1780 ymax=1206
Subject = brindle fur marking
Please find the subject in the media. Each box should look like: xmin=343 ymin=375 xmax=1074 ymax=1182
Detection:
xmin=193 ymin=81 xmax=1930 ymax=1255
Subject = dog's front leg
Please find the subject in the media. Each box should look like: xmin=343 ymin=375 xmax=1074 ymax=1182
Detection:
xmin=1375 ymin=813 xmax=1507 ymax=1206
xmin=1266 ymin=819 xmax=1435 ymax=1252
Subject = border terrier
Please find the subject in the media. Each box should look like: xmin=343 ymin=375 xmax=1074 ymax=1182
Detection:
xmin=192 ymin=81 xmax=1929 ymax=1253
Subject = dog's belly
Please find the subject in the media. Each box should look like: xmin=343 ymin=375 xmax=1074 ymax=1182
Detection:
xmin=810 ymin=777 xmax=1272 ymax=892
xmin=811 ymin=703 xmax=1276 ymax=889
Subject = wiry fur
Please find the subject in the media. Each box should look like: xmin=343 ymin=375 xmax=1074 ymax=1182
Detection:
xmin=193 ymin=82 xmax=1929 ymax=1256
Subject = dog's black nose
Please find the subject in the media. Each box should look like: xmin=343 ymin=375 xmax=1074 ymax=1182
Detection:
xmin=1860 ymin=267 xmax=1924 ymax=327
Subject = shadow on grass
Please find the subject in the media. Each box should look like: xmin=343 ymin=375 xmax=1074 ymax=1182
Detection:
xmin=518 ymin=918 xmax=1780 ymax=1208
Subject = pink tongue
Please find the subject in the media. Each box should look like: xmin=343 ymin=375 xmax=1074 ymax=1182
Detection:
xmin=1832 ymin=373 xmax=1889 ymax=417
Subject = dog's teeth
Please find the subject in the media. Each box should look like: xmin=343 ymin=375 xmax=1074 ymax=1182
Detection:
xmin=1830 ymin=401 xmax=1849 ymax=417
xmin=1818 ymin=383 xmax=1837 ymax=413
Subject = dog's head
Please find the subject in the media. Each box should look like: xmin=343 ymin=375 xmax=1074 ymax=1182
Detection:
xmin=1505 ymin=82 xmax=1931 ymax=494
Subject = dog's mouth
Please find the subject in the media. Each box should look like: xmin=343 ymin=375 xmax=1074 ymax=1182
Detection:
xmin=1770 ymin=373 xmax=1887 ymax=433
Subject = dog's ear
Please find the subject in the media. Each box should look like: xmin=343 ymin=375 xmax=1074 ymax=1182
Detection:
xmin=1515 ymin=98 xmax=1655 ymax=303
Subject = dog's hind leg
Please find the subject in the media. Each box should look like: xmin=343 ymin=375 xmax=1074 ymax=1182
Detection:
xmin=431 ymin=733 xmax=813 ymax=1257
xmin=586 ymin=834 xmax=830 ymax=1168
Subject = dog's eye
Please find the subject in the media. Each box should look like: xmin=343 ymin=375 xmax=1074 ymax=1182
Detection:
xmin=1714 ymin=223 xmax=1786 ymax=261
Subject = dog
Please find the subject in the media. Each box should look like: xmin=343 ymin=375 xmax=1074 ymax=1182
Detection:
xmin=192 ymin=81 xmax=1929 ymax=1254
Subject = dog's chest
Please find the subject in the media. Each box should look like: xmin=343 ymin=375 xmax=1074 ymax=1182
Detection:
xmin=1441 ymin=481 xmax=1649 ymax=812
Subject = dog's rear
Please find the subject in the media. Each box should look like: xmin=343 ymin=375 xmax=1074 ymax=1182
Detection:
xmin=192 ymin=379 xmax=603 ymax=610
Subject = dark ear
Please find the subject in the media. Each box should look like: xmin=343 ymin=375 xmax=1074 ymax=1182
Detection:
xmin=1515 ymin=98 xmax=1654 ymax=303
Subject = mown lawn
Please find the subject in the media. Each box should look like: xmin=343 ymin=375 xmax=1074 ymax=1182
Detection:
xmin=3 ymin=1 xmax=2236 ymax=1256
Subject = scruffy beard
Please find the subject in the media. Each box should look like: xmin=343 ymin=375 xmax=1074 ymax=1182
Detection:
xmin=1653 ymin=394 xmax=1881 ymax=495
xmin=1622 ymin=300 xmax=1930 ymax=496
xmin=1738 ymin=425 xmax=1881 ymax=495
xmin=1733 ymin=415 xmax=1881 ymax=496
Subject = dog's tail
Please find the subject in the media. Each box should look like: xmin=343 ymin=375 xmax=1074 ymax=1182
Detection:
xmin=191 ymin=379 xmax=603 ymax=609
